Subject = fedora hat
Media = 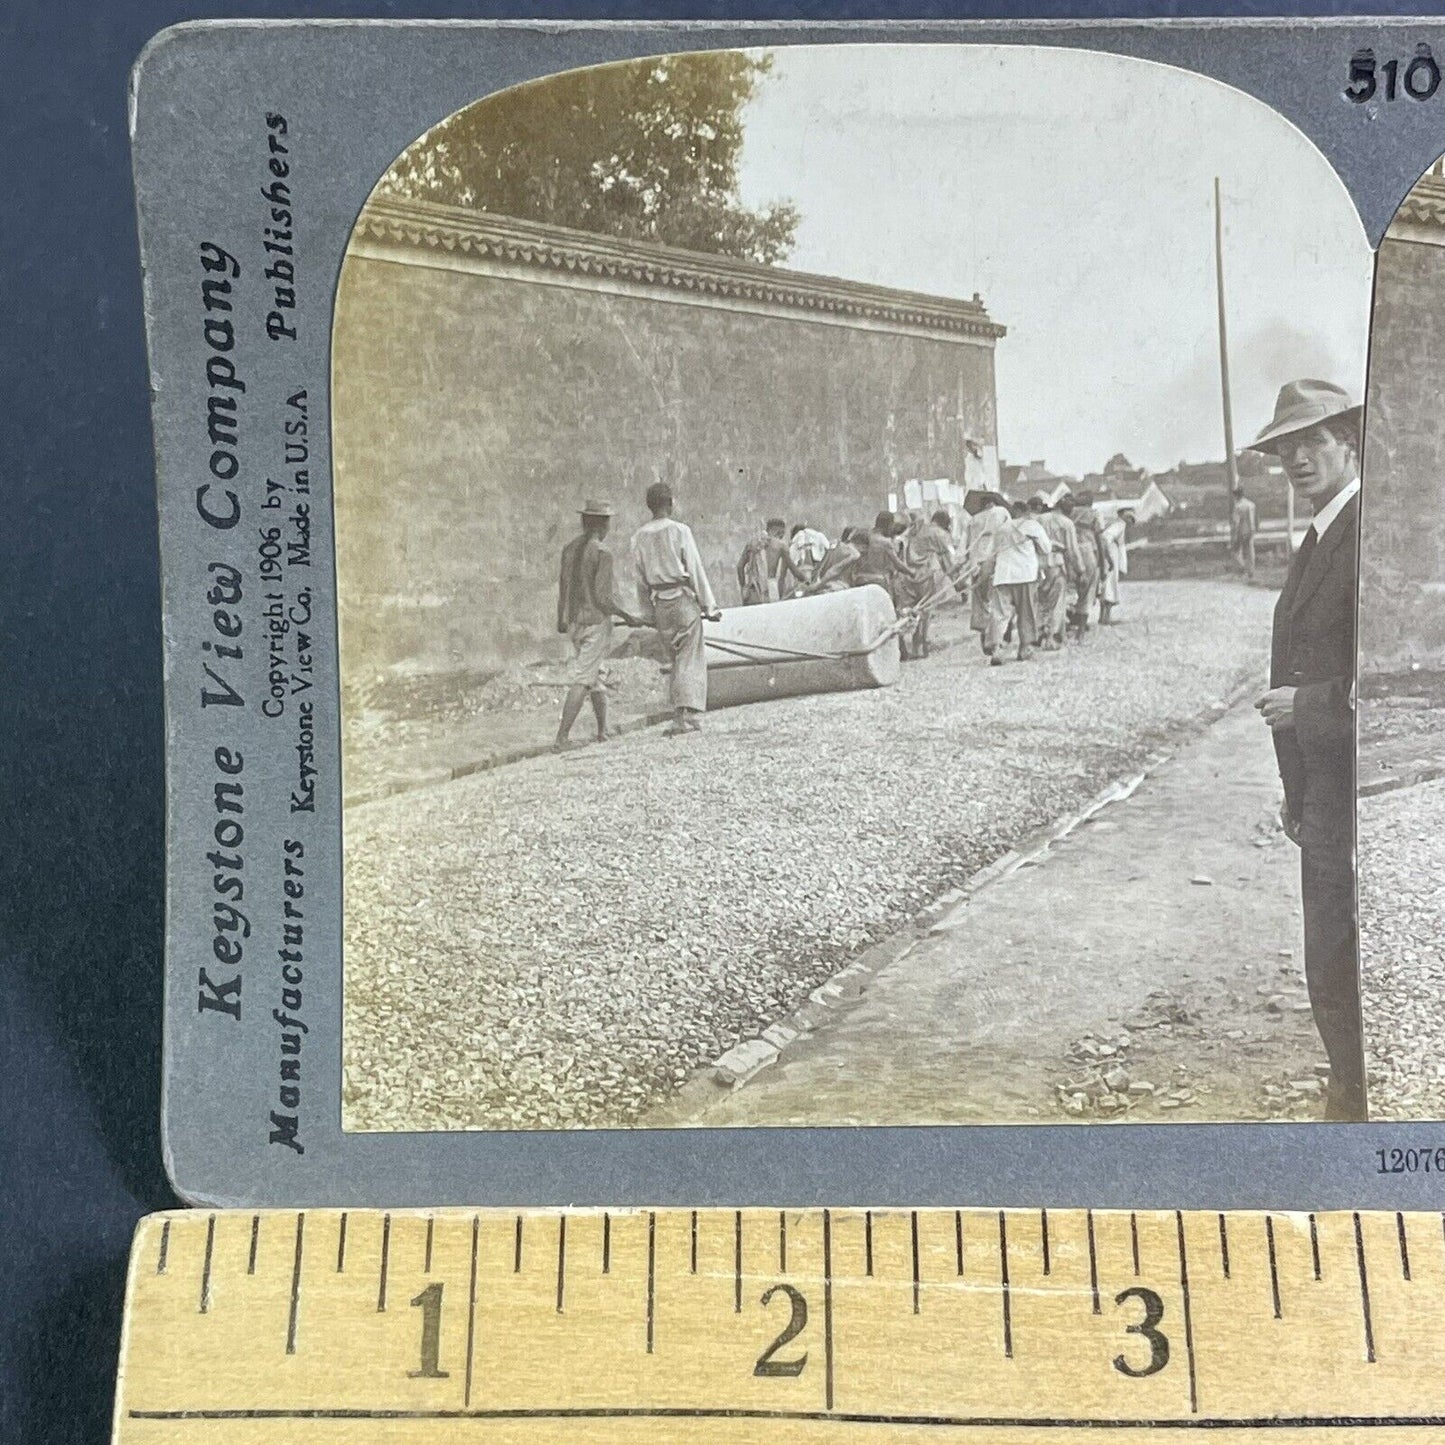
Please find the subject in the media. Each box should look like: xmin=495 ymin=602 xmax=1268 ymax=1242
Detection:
xmin=1247 ymin=379 xmax=1361 ymax=453
xmin=579 ymin=498 xmax=614 ymax=517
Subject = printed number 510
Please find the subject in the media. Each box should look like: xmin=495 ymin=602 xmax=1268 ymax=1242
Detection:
xmin=1346 ymin=47 xmax=1442 ymax=104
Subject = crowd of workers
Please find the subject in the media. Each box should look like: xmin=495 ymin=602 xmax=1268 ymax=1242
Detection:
xmin=555 ymin=481 xmax=1133 ymax=747
xmin=736 ymin=490 xmax=1133 ymax=664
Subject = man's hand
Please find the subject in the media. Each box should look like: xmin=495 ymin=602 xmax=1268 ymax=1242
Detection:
xmin=1255 ymin=685 xmax=1297 ymax=731
xmin=703 ymin=609 xmax=723 ymax=623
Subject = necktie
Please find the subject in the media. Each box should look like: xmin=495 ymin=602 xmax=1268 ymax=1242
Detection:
xmin=1281 ymin=524 xmax=1317 ymax=611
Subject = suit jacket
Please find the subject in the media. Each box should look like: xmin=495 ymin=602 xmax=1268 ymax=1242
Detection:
xmin=1270 ymin=493 xmax=1357 ymax=838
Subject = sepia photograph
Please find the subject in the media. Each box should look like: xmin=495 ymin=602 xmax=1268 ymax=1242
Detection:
xmin=1359 ymin=156 xmax=1445 ymax=1123
xmin=332 ymin=44 xmax=1381 ymax=1133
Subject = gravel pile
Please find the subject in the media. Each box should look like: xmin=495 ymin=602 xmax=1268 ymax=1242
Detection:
xmin=1361 ymin=776 xmax=1445 ymax=1118
xmin=343 ymin=580 xmax=1274 ymax=1131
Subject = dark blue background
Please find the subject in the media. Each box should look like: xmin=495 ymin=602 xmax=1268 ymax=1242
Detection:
xmin=0 ymin=2 xmax=1415 ymax=1439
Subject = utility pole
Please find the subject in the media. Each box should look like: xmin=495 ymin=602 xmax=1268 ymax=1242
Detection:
xmin=1214 ymin=177 xmax=1239 ymax=521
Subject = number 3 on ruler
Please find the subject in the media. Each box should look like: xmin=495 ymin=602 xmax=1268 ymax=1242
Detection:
xmin=1113 ymin=1286 xmax=1170 ymax=1379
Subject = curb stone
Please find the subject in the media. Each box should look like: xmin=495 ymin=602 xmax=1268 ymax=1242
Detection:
xmin=666 ymin=674 xmax=1262 ymax=1113
xmin=1359 ymin=763 xmax=1445 ymax=799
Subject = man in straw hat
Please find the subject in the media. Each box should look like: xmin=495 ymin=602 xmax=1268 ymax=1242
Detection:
xmin=631 ymin=482 xmax=722 ymax=736
xmin=1247 ymin=379 xmax=1365 ymax=1120
xmin=554 ymin=499 xmax=640 ymax=752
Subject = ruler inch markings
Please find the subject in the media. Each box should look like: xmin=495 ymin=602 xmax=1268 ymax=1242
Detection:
xmin=1266 ymin=1214 xmax=1282 ymax=1320
xmin=285 ymin=1213 xmax=304 ymax=1357
xmin=1355 ymin=1211 xmax=1377 ymax=1364
xmin=646 ymin=1211 xmax=656 ymax=1355
xmin=556 ymin=1214 xmax=567 ymax=1314
xmin=998 ymin=1209 xmax=1013 ymax=1360
xmin=119 ymin=1207 xmax=1445 ymax=1432
xmin=734 ymin=1210 xmax=743 ymax=1313
xmin=911 ymin=1211 xmax=921 ymax=1314
xmin=1175 ymin=1210 xmax=1199 ymax=1415
xmin=198 ymin=1214 xmax=216 ymax=1315
xmin=463 ymin=1215 xmax=480 ymax=1408
xmin=1087 ymin=1209 xmax=1101 ymax=1315
xmin=377 ymin=1213 xmax=391 ymax=1312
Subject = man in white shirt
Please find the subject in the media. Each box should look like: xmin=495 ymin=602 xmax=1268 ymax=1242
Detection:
xmin=632 ymin=483 xmax=721 ymax=736
xmin=964 ymin=490 xmax=1012 ymax=655
xmin=1231 ymin=486 xmax=1259 ymax=578
xmin=987 ymin=500 xmax=1053 ymax=665
xmin=1248 ymin=379 xmax=1364 ymax=1120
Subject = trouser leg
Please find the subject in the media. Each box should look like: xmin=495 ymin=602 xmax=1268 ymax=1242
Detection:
xmin=656 ymin=595 xmax=708 ymax=715
xmin=1036 ymin=570 xmax=1061 ymax=644
xmin=589 ymin=687 xmax=609 ymax=739
xmin=972 ymin=575 xmax=993 ymax=650
xmin=986 ymin=584 xmax=1014 ymax=655
xmin=1300 ymin=841 xmax=1366 ymax=1119
xmin=1073 ymin=567 xmax=1096 ymax=635
xmin=1015 ymin=583 xmax=1037 ymax=655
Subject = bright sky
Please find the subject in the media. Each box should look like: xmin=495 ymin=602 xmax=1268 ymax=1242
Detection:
xmin=735 ymin=45 xmax=1373 ymax=477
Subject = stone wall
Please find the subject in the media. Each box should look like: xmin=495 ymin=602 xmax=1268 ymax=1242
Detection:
xmin=1362 ymin=173 xmax=1445 ymax=673
xmin=332 ymin=199 xmax=1003 ymax=682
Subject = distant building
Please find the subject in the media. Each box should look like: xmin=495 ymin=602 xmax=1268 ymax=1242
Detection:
xmin=1080 ymin=452 xmax=1150 ymax=497
xmin=1150 ymin=453 xmax=1288 ymax=521
xmin=999 ymin=458 xmax=1077 ymax=498
xmin=1095 ymin=479 xmax=1173 ymax=524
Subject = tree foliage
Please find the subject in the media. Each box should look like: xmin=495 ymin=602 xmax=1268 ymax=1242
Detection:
xmin=377 ymin=51 xmax=799 ymax=265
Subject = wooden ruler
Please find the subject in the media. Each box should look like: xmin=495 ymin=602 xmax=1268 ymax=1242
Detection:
xmin=114 ymin=1208 xmax=1445 ymax=1441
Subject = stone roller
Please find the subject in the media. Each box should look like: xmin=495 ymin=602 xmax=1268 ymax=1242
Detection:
xmin=702 ymin=584 xmax=902 ymax=710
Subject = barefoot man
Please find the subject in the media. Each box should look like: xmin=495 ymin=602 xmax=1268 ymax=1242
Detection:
xmin=554 ymin=499 xmax=640 ymax=751
xmin=632 ymin=483 xmax=722 ymax=736
xmin=1248 ymin=379 xmax=1365 ymax=1120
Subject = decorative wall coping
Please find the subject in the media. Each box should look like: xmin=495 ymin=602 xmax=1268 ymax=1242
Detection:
xmin=351 ymin=196 xmax=1007 ymax=343
xmin=1387 ymin=173 xmax=1445 ymax=247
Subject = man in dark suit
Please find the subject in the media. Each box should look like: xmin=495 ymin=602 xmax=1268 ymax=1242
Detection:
xmin=1248 ymin=380 xmax=1364 ymax=1120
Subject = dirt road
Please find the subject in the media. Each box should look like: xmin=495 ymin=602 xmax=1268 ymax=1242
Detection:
xmin=649 ymin=699 xmax=1327 ymax=1129
xmin=345 ymin=581 xmax=1298 ymax=1132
